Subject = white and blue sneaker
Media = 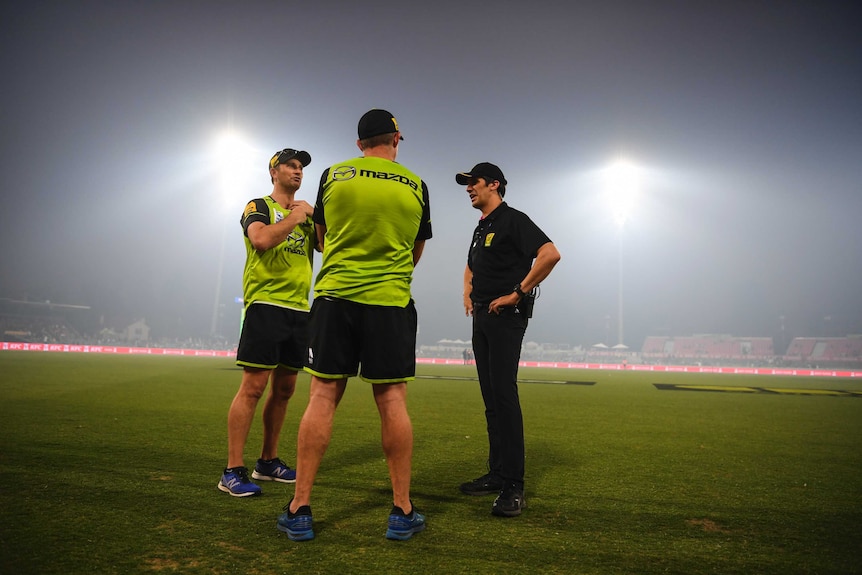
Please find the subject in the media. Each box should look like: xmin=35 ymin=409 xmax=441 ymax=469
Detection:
xmin=252 ymin=458 xmax=297 ymax=483
xmin=385 ymin=503 xmax=426 ymax=541
xmin=217 ymin=467 xmax=262 ymax=497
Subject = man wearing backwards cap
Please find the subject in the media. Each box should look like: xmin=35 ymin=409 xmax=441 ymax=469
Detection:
xmin=218 ymin=148 xmax=316 ymax=497
xmin=456 ymin=162 xmax=561 ymax=517
xmin=278 ymin=109 xmax=432 ymax=541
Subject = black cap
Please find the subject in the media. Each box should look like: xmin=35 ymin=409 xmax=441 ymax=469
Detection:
xmin=269 ymin=148 xmax=311 ymax=171
xmin=358 ymin=109 xmax=404 ymax=140
xmin=456 ymin=162 xmax=507 ymax=186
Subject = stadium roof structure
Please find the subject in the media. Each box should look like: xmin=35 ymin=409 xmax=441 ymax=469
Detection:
xmin=0 ymin=298 xmax=90 ymax=310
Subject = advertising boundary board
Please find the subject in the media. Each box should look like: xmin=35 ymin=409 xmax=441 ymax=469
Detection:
xmin=3 ymin=342 xmax=861 ymax=378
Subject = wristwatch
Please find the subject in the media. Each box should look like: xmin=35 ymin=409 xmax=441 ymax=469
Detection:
xmin=513 ymin=283 xmax=526 ymax=298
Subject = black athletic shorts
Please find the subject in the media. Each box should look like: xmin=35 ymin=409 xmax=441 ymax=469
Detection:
xmin=236 ymin=303 xmax=308 ymax=371
xmin=304 ymin=297 xmax=417 ymax=383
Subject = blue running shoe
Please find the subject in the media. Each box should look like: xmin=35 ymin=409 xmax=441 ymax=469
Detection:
xmin=252 ymin=458 xmax=296 ymax=483
xmin=277 ymin=502 xmax=314 ymax=541
xmin=386 ymin=503 xmax=426 ymax=541
xmin=217 ymin=467 xmax=262 ymax=497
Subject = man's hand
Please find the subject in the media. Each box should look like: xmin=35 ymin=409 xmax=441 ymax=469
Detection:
xmin=488 ymin=292 xmax=521 ymax=314
xmin=288 ymin=200 xmax=314 ymax=218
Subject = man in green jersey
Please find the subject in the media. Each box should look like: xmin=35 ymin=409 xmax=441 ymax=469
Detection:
xmin=217 ymin=148 xmax=315 ymax=497
xmin=278 ymin=110 xmax=432 ymax=541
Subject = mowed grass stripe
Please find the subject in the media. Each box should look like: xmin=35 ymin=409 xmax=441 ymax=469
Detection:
xmin=654 ymin=382 xmax=862 ymax=396
xmin=418 ymin=373 xmax=596 ymax=385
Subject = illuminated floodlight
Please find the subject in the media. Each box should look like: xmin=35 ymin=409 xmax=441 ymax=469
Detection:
xmin=601 ymin=158 xmax=643 ymax=348
xmin=603 ymin=159 xmax=640 ymax=228
xmin=210 ymin=128 xmax=257 ymax=335
xmin=213 ymin=129 xmax=257 ymax=211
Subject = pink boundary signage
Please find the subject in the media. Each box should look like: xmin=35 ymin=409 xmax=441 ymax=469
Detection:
xmin=4 ymin=342 xmax=859 ymax=378
xmin=1 ymin=341 xmax=233 ymax=358
xmin=417 ymin=357 xmax=862 ymax=378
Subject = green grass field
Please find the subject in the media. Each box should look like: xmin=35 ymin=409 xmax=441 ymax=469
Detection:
xmin=1 ymin=351 xmax=860 ymax=574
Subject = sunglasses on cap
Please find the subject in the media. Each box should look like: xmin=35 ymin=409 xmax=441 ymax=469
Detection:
xmin=270 ymin=149 xmax=301 ymax=169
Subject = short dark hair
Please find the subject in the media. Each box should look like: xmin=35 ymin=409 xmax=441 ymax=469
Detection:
xmin=493 ymin=179 xmax=506 ymax=198
xmin=482 ymin=177 xmax=506 ymax=198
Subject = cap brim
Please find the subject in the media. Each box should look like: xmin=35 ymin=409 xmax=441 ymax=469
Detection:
xmin=270 ymin=150 xmax=312 ymax=169
xmin=455 ymin=172 xmax=473 ymax=185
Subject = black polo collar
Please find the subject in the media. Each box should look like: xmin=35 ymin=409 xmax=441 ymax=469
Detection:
xmin=478 ymin=201 xmax=508 ymax=224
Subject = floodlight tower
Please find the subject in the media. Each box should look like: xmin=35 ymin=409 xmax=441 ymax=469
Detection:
xmin=603 ymin=159 xmax=640 ymax=348
xmin=210 ymin=130 xmax=256 ymax=336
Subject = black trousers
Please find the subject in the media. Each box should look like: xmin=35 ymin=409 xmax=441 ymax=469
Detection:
xmin=471 ymin=304 xmax=528 ymax=487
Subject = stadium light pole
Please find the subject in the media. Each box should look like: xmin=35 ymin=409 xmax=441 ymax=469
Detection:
xmin=603 ymin=159 xmax=640 ymax=348
xmin=210 ymin=130 xmax=256 ymax=336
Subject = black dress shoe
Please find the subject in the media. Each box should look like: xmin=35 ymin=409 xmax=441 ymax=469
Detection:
xmin=459 ymin=473 xmax=504 ymax=496
xmin=492 ymin=483 xmax=527 ymax=517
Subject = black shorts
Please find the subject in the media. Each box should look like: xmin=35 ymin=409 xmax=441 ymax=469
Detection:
xmin=305 ymin=297 xmax=417 ymax=383
xmin=236 ymin=303 xmax=308 ymax=371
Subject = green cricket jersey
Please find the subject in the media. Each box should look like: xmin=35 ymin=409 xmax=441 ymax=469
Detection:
xmin=240 ymin=196 xmax=315 ymax=311
xmin=313 ymin=156 xmax=432 ymax=307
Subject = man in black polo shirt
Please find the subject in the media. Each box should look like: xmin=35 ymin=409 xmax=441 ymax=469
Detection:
xmin=457 ymin=162 xmax=561 ymax=517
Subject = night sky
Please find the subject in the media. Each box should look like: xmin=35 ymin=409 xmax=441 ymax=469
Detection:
xmin=1 ymin=1 xmax=860 ymax=349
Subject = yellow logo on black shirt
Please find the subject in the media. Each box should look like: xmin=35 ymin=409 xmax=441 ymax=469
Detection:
xmin=484 ymin=233 xmax=495 ymax=247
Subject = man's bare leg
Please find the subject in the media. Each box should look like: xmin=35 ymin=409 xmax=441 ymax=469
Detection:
xmin=373 ymin=382 xmax=413 ymax=513
xmin=260 ymin=366 xmax=297 ymax=460
xmin=227 ymin=368 xmax=270 ymax=469
xmin=289 ymin=376 xmax=346 ymax=512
